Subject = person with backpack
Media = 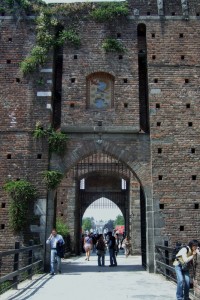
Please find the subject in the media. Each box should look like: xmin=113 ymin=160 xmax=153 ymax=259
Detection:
xmin=173 ymin=239 xmax=200 ymax=300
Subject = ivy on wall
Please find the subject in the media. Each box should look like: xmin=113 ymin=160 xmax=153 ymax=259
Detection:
xmin=0 ymin=1 xmax=130 ymax=74
xmin=3 ymin=180 xmax=37 ymax=232
xmin=42 ymin=170 xmax=64 ymax=190
xmin=33 ymin=122 xmax=68 ymax=154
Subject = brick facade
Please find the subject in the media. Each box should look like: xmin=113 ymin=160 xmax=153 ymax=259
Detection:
xmin=0 ymin=0 xmax=200 ymax=297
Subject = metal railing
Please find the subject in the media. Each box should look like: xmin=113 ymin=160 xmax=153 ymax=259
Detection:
xmin=155 ymin=244 xmax=196 ymax=298
xmin=0 ymin=240 xmax=43 ymax=294
xmin=155 ymin=244 xmax=176 ymax=282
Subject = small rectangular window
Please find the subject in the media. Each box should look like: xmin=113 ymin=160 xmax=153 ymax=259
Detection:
xmin=158 ymin=175 xmax=163 ymax=180
xmin=156 ymin=103 xmax=160 ymax=109
xmin=80 ymin=178 xmax=85 ymax=190
xmin=186 ymin=103 xmax=190 ymax=108
xmin=192 ymin=175 xmax=197 ymax=180
xmin=194 ymin=203 xmax=199 ymax=209
xmin=180 ymin=226 xmax=184 ymax=231
xmin=121 ymin=179 xmax=126 ymax=190
xmin=159 ymin=204 xmax=164 ymax=209
xmin=191 ymin=148 xmax=195 ymax=154
xmin=158 ymin=148 xmax=162 ymax=154
xmin=1 ymin=203 xmax=6 ymax=208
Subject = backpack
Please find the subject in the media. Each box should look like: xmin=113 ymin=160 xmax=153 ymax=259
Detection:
xmin=172 ymin=242 xmax=189 ymax=262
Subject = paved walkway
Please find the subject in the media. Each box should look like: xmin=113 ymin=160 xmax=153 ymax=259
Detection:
xmin=2 ymin=253 xmax=177 ymax=300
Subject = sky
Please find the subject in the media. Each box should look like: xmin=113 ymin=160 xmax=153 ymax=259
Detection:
xmin=83 ymin=198 xmax=122 ymax=222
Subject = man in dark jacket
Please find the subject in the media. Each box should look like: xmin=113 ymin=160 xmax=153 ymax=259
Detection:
xmin=107 ymin=232 xmax=117 ymax=267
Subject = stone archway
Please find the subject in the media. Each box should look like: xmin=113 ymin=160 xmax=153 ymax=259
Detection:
xmin=45 ymin=151 xmax=151 ymax=270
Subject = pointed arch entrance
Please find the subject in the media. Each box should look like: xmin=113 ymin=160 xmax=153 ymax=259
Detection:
xmin=54 ymin=152 xmax=147 ymax=268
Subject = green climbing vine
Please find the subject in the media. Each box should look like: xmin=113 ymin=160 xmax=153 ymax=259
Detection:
xmin=14 ymin=1 xmax=129 ymax=74
xmin=33 ymin=123 xmax=68 ymax=154
xmin=90 ymin=2 xmax=129 ymax=23
xmin=3 ymin=179 xmax=37 ymax=232
xmin=42 ymin=170 xmax=64 ymax=190
xmin=102 ymin=38 xmax=126 ymax=53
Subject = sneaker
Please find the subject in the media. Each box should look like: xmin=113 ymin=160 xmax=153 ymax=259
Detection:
xmin=50 ymin=272 xmax=55 ymax=275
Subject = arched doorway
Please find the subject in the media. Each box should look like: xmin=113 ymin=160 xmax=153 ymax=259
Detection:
xmin=53 ymin=152 xmax=147 ymax=268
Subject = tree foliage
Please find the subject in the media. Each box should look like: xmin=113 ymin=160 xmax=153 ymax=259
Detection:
xmin=82 ymin=217 xmax=92 ymax=232
xmin=114 ymin=214 xmax=124 ymax=226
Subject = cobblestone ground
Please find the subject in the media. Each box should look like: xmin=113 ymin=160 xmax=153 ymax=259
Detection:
xmin=2 ymin=252 xmax=177 ymax=300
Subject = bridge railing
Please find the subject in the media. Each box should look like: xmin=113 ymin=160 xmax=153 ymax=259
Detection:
xmin=0 ymin=240 xmax=43 ymax=294
xmin=155 ymin=244 xmax=197 ymax=298
xmin=155 ymin=244 xmax=176 ymax=282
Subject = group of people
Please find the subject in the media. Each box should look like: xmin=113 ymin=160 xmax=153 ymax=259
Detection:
xmin=46 ymin=228 xmax=200 ymax=300
xmin=82 ymin=232 xmax=132 ymax=266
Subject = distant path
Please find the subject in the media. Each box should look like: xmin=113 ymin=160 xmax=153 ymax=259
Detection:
xmin=2 ymin=253 xmax=177 ymax=300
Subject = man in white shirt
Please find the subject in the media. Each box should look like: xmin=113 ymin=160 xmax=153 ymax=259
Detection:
xmin=46 ymin=228 xmax=65 ymax=275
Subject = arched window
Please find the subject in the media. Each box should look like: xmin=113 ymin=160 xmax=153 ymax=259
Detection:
xmin=86 ymin=72 xmax=114 ymax=109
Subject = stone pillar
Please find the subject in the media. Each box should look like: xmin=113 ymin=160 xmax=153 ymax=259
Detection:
xmin=44 ymin=190 xmax=56 ymax=272
xmin=181 ymin=0 xmax=189 ymax=17
xmin=144 ymin=185 xmax=155 ymax=273
xmin=129 ymin=181 xmax=141 ymax=255
xmin=157 ymin=0 xmax=164 ymax=16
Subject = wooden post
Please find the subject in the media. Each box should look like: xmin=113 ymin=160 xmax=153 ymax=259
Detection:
xmin=13 ymin=241 xmax=20 ymax=289
xmin=28 ymin=240 xmax=33 ymax=280
xmin=164 ymin=241 xmax=170 ymax=279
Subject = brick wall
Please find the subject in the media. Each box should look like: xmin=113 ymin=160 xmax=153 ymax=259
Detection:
xmin=0 ymin=0 xmax=200 ymax=295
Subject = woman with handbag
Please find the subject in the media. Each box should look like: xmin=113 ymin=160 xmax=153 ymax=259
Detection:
xmin=173 ymin=239 xmax=199 ymax=300
xmin=96 ymin=234 xmax=106 ymax=266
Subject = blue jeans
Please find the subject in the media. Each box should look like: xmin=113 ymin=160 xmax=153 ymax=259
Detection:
xmin=109 ymin=249 xmax=117 ymax=266
xmin=50 ymin=249 xmax=61 ymax=273
xmin=98 ymin=254 xmax=105 ymax=266
xmin=175 ymin=264 xmax=190 ymax=300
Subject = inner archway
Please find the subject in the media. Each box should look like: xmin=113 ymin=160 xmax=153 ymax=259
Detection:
xmin=82 ymin=197 xmax=124 ymax=234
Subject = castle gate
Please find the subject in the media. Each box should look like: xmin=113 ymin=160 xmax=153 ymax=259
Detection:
xmin=45 ymin=135 xmax=154 ymax=272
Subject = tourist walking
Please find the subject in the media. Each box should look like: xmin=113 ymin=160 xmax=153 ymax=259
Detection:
xmin=107 ymin=231 xmax=117 ymax=267
xmin=96 ymin=234 xmax=106 ymax=266
xmin=84 ymin=233 xmax=93 ymax=261
xmin=173 ymin=239 xmax=200 ymax=300
xmin=122 ymin=236 xmax=131 ymax=258
xmin=46 ymin=228 xmax=65 ymax=275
